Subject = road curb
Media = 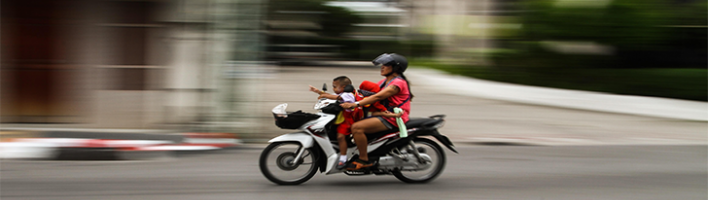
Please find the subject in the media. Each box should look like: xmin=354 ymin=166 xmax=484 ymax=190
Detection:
xmin=407 ymin=68 xmax=708 ymax=121
xmin=0 ymin=132 xmax=242 ymax=160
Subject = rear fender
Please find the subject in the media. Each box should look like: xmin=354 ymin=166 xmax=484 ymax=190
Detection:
xmin=432 ymin=133 xmax=457 ymax=154
xmin=413 ymin=129 xmax=457 ymax=154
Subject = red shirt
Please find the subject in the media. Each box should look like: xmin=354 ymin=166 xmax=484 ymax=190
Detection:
xmin=377 ymin=77 xmax=411 ymax=126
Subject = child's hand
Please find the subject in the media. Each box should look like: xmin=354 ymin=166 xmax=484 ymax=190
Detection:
xmin=309 ymin=85 xmax=323 ymax=94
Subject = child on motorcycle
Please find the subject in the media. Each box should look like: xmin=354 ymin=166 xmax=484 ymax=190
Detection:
xmin=310 ymin=76 xmax=361 ymax=169
xmin=310 ymin=76 xmax=399 ymax=170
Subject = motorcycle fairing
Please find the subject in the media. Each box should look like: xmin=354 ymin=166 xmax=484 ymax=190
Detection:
xmin=268 ymin=132 xmax=315 ymax=148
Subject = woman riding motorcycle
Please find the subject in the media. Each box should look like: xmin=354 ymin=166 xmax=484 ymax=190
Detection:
xmin=339 ymin=53 xmax=413 ymax=170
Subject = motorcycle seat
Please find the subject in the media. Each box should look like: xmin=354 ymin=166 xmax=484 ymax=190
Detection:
xmin=405 ymin=117 xmax=442 ymax=128
xmin=364 ymin=117 xmax=443 ymax=141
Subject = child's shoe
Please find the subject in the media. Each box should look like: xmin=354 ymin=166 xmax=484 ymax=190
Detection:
xmin=336 ymin=160 xmax=347 ymax=170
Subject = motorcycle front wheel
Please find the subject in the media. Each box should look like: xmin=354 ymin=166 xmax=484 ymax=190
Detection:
xmin=259 ymin=142 xmax=318 ymax=185
xmin=392 ymin=138 xmax=446 ymax=183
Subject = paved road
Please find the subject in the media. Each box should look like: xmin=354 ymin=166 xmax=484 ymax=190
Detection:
xmin=249 ymin=66 xmax=706 ymax=146
xmin=2 ymin=145 xmax=705 ymax=200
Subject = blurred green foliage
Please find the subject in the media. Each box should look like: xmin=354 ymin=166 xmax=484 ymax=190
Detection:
xmin=319 ymin=4 xmax=364 ymax=37
xmin=267 ymin=37 xmax=436 ymax=61
xmin=412 ymin=59 xmax=707 ymax=101
xmin=264 ymin=0 xmax=436 ymax=61
xmin=266 ymin=0 xmax=363 ymax=37
xmin=499 ymin=0 xmax=707 ymax=68
xmin=352 ymin=38 xmax=437 ymax=60
xmin=414 ymin=0 xmax=706 ymax=101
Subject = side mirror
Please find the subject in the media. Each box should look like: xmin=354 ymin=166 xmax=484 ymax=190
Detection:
xmin=322 ymin=83 xmax=327 ymax=92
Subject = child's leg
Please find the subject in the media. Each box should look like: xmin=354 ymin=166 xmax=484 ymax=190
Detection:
xmin=336 ymin=123 xmax=351 ymax=157
xmin=336 ymin=133 xmax=349 ymax=169
xmin=336 ymin=119 xmax=354 ymax=169
xmin=337 ymin=133 xmax=347 ymax=156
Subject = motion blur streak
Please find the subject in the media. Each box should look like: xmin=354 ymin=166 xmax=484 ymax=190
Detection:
xmin=1 ymin=0 xmax=705 ymax=199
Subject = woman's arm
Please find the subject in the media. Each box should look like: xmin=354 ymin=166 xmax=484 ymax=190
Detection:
xmin=341 ymin=84 xmax=399 ymax=109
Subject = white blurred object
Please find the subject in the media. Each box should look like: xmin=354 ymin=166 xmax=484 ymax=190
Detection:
xmin=314 ymin=98 xmax=337 ymax=110
xmin=540 ymin=41 xmax=615 ymax=55
xmin=0 ymin=142 xmax=57 ymax=159
xmin=138 ymin=145 xmax=220 ymax=151
xmin=272 ymin=103 xmax=288 ymax=117
xmin=324 ymin=2 xmax=406 ymax=13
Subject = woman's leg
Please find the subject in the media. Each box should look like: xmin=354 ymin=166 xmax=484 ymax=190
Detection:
xmin=350 ymin=117 xmax=389 ymax=162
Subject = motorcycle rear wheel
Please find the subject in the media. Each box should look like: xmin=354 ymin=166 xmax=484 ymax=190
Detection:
xmin=259 ymin=142 xmax=318 ymax=185
xmin=392 ymin=138 xmax=446 ymax=183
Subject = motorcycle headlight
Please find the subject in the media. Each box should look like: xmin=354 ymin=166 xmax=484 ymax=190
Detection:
xmin=314 ymin=98 xmax=337 ymax=110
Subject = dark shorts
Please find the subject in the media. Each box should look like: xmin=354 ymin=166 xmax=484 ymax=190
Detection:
xmin=375 ymin=116 xmax=396 ymax=130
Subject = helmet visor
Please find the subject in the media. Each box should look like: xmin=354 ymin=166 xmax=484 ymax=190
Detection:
xmin=372 ymin=53 xmax=395 ymax=66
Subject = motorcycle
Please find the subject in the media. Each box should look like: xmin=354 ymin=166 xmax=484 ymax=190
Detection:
xmin=259 ymin=90 xmax=457 ymax=185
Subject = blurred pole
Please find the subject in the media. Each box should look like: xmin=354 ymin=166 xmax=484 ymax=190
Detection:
xmin=168 ymin=0 xmax=217 ymax=132
xmin=208 ymin=0 xmax=265 ymax=137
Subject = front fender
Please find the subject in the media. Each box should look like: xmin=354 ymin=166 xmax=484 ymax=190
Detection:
xmin=268 ymin=132 xmax=314 ymax=148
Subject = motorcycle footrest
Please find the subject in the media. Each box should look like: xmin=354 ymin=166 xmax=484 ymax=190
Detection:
xmin=343 ymin=169 xmax=372 ymax=176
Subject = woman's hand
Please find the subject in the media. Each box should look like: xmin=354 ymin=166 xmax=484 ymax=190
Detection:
xmin=380 ymin=111 xmax=402 ymax=118
xmin=340 ymin=102 xmax=356 ymax=109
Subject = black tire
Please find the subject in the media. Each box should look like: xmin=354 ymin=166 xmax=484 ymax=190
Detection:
xmin=259 ymin=142 xmax=319 ymax=185
xmin=392 ymin=138 xmax=446 ymax=184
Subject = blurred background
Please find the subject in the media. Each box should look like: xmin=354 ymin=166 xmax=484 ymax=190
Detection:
xmin=1 ymin=1 xmax=706 ymax=199
xmin=1 ymin=0 xmax=705 ymax=139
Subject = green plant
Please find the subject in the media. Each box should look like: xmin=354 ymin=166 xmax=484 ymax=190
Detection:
xmin=501 ymin=0 xmax=706 ymax=69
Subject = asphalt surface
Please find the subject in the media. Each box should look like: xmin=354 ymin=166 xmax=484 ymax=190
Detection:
xmin=253 ymin=66 xmax=706 ymax=146
xmin=1 ymin=145 xmax=706 ymax=200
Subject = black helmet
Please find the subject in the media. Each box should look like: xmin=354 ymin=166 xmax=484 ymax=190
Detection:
xmin=372 ymin=53 xmax=408 ymax=74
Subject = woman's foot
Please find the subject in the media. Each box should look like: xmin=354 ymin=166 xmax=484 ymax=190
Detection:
xmin=346 ymin=159 xmax=374 ymax=170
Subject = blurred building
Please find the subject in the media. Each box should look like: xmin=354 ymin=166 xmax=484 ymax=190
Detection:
xmin=405 ymin=0 xmax=512 ymax=63
xmin=325 ymin=0 xmax=507 ymax=63
xmin=1 ymin=0 xmax=512 ymax=132
xmin=325 ymin=1 xmax=407 ymax=39
xmin=1 ymin=0 xmax=263 ymax=130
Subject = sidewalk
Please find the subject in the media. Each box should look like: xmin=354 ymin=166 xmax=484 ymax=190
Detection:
xmin=407 ymin=68 xmax=708 ymax=122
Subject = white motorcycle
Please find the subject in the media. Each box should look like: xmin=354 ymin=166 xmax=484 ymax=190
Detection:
xmin=259 ymin=96 xmax=457 ymax=185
